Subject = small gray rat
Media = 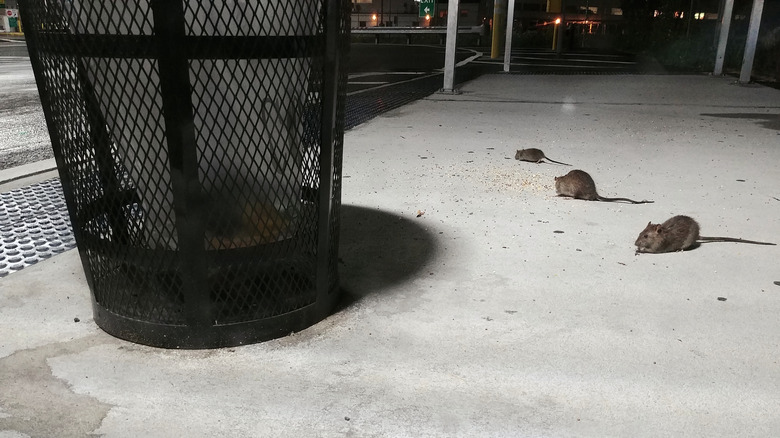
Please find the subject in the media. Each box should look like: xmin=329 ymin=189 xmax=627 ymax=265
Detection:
xmin=515 ymin=148 xmax=570 ymax=166
xmin=634 ymin=215 xmax=776 ymax=254
xmin=554 ymin=169 xmax=653 ymax=204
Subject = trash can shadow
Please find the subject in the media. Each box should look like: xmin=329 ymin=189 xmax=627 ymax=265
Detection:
xmin=337 ymin=205 xmax=440 ymax=305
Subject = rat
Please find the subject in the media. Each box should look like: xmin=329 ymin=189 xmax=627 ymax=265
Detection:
xmin=554 ymin=169 xmax=653 ymax=204
xmin=634 ymin=215 xmax=776 ymax=254
xmin=515 ymin=148 xmax=571 ymax=166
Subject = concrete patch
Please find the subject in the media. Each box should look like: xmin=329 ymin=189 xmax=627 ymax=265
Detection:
xmin=0 ymin=335 xmax=113 ymax=437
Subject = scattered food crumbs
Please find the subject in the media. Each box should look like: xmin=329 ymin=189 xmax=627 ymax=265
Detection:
xmin=416 ymin=210 xmax=425 ymax=217
xmin=505 ymin=310 xmax=517 ymax=314
xmin=345 ymin=417 xmax=350 ymax=421
xmin=74 ymin=317 xmax=80 ymax=323
xmin=617 ymin=262 xmax=626 ymax=265
xmin=553 ymin=230 xmax=564 ymax=234
xmin=449 ymin=163 xmax=552 ymax=194
xmin=717 ymin=297 xmax=727 ymax=301
xmin=774 ymin=281 xmax=780 ymax=286
xmin=736 ymin=179 xmax=746 ymax=182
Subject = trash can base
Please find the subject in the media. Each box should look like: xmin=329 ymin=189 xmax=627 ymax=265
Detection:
xmin=92 ymin=287 xmax=340 ymax=349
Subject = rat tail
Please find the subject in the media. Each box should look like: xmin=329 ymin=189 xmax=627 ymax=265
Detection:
xmin=545 ymin=158 xmax=571 ymax=166
xmin=698 ymin=236 xmax=776 ymax=246
xmin=597 ymin=196 xmax=654 ymax=204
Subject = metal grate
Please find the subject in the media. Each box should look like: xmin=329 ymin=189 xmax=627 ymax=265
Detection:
xmin=0 ymin=178 xmax=76 ymax=277
xmin=20 ymin=0 xmax=350 ymax=348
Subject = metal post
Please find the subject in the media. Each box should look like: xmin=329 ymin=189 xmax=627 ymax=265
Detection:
xmin=317 ymin=0 xmax=342 ymax=304
xmin=739 ymin=0 xmax=765 ymax=83
xmin=491 ymin=0 xmax=507 ymax=58
xmin=503 ymin=0 xmax=516 ymax=72
xmin=556 ymin=0 xmax=566 ymax=54
xmin=441 ymin=0 xmax=460 ymax=92
xmin=713 ymin=0 xmax=734 ymax=75
xmin=555 ymin=21 xmax=563 ymax=54
xmin=686 ymin=0 xmax=694 ymax=38
xmin=151 ymin=0 xmax=211 ymax=329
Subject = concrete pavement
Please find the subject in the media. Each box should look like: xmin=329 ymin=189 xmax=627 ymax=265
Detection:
xmin=1 ymin=73 xmax=780 ymax=437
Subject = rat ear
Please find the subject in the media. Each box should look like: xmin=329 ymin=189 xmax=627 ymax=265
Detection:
xmin=654 ymin=224 xmax=663 ymax=233
xmin=646 ymin=221 xmax=651 ymax=227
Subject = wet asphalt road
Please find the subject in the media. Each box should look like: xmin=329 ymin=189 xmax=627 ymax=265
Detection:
xmin=0 ymin=37 xmax=52 ymax=170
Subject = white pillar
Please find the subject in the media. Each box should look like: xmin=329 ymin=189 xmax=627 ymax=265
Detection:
xmin=739 ymin=0 xmax=765 ymax=83
xmin=503 ymin=0 xmax=516 ymax=72
xmin=713 ymin=0 xmax=734 ymax=75
xmin=441 ymin=0 xmax=460 ymax=92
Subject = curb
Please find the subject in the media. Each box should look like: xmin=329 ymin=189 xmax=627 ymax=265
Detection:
xmin=0 ymin=158 xmax=58 ymax=189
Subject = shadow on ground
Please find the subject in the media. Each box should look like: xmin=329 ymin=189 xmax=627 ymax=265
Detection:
xmin=700 ymin=112 xmax=780 ymax=131
xmin=336 ymin=204 xmax=440 ymax=306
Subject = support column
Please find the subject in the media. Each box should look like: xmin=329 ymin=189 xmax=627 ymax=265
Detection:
xmin=713 ymin=0 xmax=734 ymax=75
xmin=491 ymin=0 xmax=507 ymax=58
xmin=441 ymin=0 xmax=460 ymax=92
xmin=503 ymin=0 xmax=516 ymax=72
xmin=739 ymin=0 xmax=765 ymax=83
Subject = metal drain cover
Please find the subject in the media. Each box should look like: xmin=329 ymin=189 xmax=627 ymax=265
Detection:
xmin=0 ymin=178 xmax=76 ymax=278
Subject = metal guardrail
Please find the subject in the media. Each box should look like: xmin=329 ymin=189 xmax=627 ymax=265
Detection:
xmin=351 ymin=25 xmax=486 ymax=44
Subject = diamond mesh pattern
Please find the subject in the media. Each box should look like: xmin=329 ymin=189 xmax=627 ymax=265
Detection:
xmin=184 ymin=0 xmax=321 ymax=37
xmin=62 ymin=0 xmax=154 ymax=35
xmin=20 ymin=0 xmax=348 ymax=345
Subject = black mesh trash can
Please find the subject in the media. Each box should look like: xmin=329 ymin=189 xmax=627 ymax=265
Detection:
xmin=19 ymin=0 xmax=350 ymax=348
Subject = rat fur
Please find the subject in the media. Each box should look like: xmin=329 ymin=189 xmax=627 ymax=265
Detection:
xmin=634 ymin=215 xmax=776 ymax=253
xmin=514 ymin=148 xmax=570 ymax=166
xmin=554 ymin=169 xmax=653 ymax=204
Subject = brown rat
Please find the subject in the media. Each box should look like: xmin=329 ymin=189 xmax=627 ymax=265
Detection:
xmin=634 ymin=215 xmax=776 ymax=254
xmin=554 ymin=169 xmax=653 ymax=204
xmin=515 ymin=148 xmax=570 ymax=166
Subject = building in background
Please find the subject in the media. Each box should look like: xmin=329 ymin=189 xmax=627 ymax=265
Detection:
xmin=1 ymin=0 xmax=21 ymax=33
xmin=350 ymin=0 xmax=725 ymax=47
xmin=351 ymin=0 xmax=484 ymax=27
